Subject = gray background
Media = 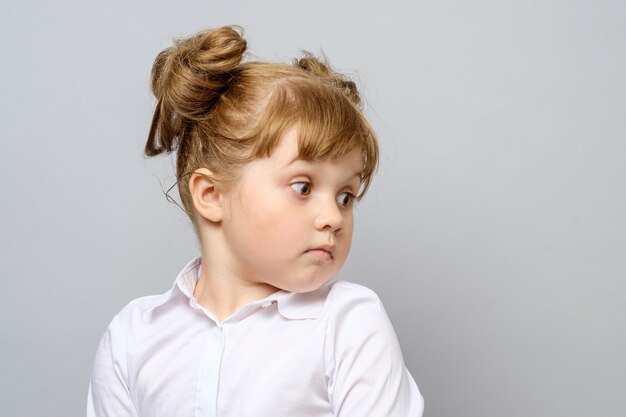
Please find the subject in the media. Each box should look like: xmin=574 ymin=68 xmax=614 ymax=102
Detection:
xmin=1 ymin=1 xmax=624 ymax=416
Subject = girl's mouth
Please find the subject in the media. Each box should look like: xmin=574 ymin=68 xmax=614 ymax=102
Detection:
xmin=306 ymin=245 xmax=335 ymax=262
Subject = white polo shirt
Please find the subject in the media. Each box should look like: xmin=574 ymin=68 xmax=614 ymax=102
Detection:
xmin=87 ymin=257 xmax=424 ymax=417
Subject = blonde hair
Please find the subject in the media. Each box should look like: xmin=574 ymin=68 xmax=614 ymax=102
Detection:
xmin=145 ymin=26 xmax=378 ymax=222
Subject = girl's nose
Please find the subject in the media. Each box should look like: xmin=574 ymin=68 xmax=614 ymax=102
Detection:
xmin=314 ymin=197 xmax=344 ymax=232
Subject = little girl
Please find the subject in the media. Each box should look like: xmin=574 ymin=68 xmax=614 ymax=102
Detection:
xmin=87 ymin=25 xmax=424 ymax=417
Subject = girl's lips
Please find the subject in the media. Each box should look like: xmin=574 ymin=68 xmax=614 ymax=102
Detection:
xmin=306 ymin=246 xmax=335 ymax=262
xmin=306 ymin=249 xmax=333 ymax=262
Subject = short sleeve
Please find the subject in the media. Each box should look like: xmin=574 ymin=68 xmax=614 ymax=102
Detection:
xmin=87 ymin=315 xmax=140 ymax=417
xmin=324 ymin=284 xmax=424 ymax=417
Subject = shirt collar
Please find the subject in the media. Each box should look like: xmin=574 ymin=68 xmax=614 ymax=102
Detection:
xmin=144 ymin=256 xmax=328 ymax=320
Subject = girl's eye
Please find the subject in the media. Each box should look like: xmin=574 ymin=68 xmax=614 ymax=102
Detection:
xmin=337 ymin=192 xmax=355 ymax=208
xmin=291 ymin=181 xmax=311 ymax=196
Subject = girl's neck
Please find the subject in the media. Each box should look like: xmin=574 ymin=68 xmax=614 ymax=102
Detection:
xmin=193 ymin=256 xmax=279 ymax=322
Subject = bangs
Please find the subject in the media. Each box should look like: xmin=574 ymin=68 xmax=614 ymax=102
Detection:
xmin=249 ymin=76 xmax=378 ymax=199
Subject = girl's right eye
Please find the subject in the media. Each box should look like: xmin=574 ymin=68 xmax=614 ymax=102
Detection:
xmin=290 ymin=181 xmax=311 ymax=196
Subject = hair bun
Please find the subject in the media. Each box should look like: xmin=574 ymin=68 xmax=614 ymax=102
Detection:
xmin=146 ymin=26 xmax=247 ymax=156
xmin=295 ymin=52 xmax=362 ymax=108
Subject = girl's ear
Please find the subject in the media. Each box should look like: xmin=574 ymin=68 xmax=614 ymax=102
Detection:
xmin=189 ymin=168 xmax=223 ymax=223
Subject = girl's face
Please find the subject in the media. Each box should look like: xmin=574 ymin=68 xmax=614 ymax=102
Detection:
xmin=219 ymin=128 xmax=364 ymax=293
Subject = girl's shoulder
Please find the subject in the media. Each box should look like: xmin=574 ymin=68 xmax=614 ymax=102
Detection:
xmin=320 ymin=280 xmax=390 ymax=325
xmin=112 ymin=287 xmax=181 ymax=325
xmin=327 ymin=279 xmax=380 ymax=298
xmin=113 ymin=256 xmax=203 ymax=321
xmin=268 ymin=279 xmax=385 ymax=321
xmin=326 ymin=280 xmax=385 ymax=309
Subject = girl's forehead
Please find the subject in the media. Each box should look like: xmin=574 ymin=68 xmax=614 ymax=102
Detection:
xmin=277 ymin=132 xmax=363 ymax=172
xmin=243 ymin=138 xmax=363 ymax=183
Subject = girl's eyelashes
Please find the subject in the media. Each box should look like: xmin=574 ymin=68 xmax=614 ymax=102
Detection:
xmin=290 ymin=181 xmax=311 ymax=196
xmin=337 ymin=192 xmax=356 ymax=208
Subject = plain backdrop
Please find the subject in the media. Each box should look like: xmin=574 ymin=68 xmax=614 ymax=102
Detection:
xmin=1 ymin=1 xmax=624 ymax=416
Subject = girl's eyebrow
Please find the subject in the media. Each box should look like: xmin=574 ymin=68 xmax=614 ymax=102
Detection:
xmin=284 ymin=156 xmax=306 ymax=167
xmin=346 ymin=171 xmax=363 ymax=183
xmin=283 ymin=157 xmax=363 ymax=182
xmin=283 ymin=155 xmax=319 ymax=169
